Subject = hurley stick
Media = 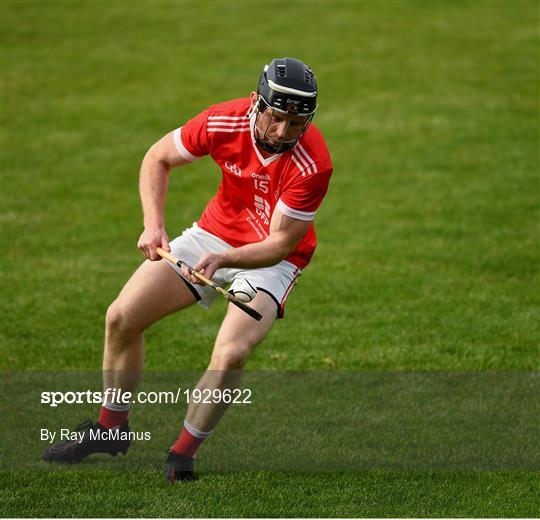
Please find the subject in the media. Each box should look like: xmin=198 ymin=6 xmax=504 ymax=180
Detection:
xmin=156 ymin=247 xmax=262 ymax=321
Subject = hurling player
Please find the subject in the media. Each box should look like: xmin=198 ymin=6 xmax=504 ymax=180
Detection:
xmin=43 ymin=58 xmax=333 ymax=481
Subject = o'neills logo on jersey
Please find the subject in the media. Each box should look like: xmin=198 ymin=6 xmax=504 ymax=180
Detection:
xmin=225 ymin=161 xmax=242 ymax=177
xmin=251 ymin=172 xmax=270 ymax=180
xmin=89 ymin=429 xmax=151 ymax=441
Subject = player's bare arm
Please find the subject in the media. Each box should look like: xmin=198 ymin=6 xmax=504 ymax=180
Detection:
xmin=188 ymin=210 xmax=310 ymax=282
xmin=137 ymin=131 xmax=190 ymax=260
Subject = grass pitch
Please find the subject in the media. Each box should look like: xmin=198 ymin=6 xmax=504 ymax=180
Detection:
xmin=1 ymin=0 xmax=539 ymax=517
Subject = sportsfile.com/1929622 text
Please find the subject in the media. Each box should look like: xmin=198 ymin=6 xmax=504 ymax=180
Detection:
xmin=40 ymin=388 xmax=252 ymax=407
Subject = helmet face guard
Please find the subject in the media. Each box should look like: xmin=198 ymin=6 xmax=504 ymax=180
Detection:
xmin=253 ymin=96 xmax=314 ymax=154
xmin=253 ymin=58 xmax=318 ymax=153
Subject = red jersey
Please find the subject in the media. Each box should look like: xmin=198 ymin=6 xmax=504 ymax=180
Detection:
xmin=172 ymin=97 xmax=333 ymax=269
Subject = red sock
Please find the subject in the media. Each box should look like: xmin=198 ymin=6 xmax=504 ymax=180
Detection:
xmin=98 ymin=406 xmax=129 ymax=429
xmin=171 ymin=426 xmax=208 ymax=458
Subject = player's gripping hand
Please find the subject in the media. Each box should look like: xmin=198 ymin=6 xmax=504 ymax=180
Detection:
xmin=137 ymin=227 xmax=170 ymax=261
xmin=186 ymin=252 xmax=224 ymax=284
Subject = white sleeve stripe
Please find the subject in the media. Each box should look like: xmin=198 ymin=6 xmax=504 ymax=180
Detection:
xmin=208 ymin=128 xmax=251 ymax=133
xmin=292 ymin=151 xmax=313 ymax=176
xmin=208 ymin=115 xmax=245 ymax=119
xmin=296 ymin=143 xmax=318 ymax=173
xmin=207 ymin=120 xmax=250 ymax=127
xmin=291 ymin=155 xmax=307 ymax=176
xmin=293 ymin=149 xmax=309 ymax=170
xmin=276 ymin=199 xmax=316 ymax=221
xmin=172 ymin=127 xmax=201 ymax=162
xmin=208 ymin=115 xmax=246 ymax=120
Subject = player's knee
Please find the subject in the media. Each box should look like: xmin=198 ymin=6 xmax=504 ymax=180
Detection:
xmin=105 ymin=300 xmax=141 ymax=339
xmin=210 ymin=343 xmax=251 ymax=370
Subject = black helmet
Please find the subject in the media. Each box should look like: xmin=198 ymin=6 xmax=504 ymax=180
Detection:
xmin=252 ymin=58 xmax=318 ymax=153
xmin=257 ymin=58 xmax=318 ymax=116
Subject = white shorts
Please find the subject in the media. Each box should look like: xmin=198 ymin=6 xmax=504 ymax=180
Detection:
xmin=166 ymin=223 xmax=301 ymax=318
